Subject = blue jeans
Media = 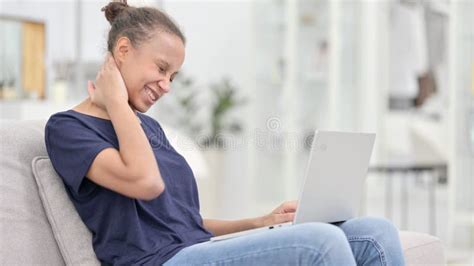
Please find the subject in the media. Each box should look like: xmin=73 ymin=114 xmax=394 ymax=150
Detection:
xmin=164 ymin=217 xmax=405 ymax=266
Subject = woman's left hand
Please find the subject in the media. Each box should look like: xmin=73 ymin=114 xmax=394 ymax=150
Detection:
xmin=257 ymin=200 xmax=298 ymax=227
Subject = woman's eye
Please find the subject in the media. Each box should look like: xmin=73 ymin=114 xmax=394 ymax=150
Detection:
xmin=158 ymin=67 xmax=165 ymax=73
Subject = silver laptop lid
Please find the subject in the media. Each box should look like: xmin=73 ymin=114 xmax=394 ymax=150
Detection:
xmin=294 ymin=131 xmax=376 ymax=224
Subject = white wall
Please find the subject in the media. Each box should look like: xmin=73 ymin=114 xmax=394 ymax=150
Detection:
xmin=81 ymin=0 xmax=111 ymax=61
xmin=162 ymin=0 xmax=255 ymax=100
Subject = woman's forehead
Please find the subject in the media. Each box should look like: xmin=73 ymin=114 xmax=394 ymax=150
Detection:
xmin=142 ymin=33 xmax=185 ymax=66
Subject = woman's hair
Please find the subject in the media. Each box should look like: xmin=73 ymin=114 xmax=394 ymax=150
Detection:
xmin=101 ymin=0 xmax=185 ymax=52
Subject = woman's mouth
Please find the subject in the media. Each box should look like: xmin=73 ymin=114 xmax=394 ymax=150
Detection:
xmin=144 ymin=85 xmax=159 ymax=104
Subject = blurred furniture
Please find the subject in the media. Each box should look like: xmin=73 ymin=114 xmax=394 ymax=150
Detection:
xmin=0 ymin=16 xmax=45 ymax=100
xmin=370 ymin=156 xmax=447 ymax=236
xmin=373 ymin=111 xmax=448 ymax=236
xmin=0 ymin=119 xmax=446 ymax=265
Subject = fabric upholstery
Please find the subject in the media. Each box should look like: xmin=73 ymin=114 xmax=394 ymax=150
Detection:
xmin=32 ymin=156 xmax=100 ymax=266
xmin=400 ymin=231 xmax=445 ymax=265
xmin=0 ymin=120 xmax=64 ymax=265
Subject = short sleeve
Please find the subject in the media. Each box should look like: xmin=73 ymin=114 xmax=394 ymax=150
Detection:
xmin=45 ymin=115 xmax=114 ymax=196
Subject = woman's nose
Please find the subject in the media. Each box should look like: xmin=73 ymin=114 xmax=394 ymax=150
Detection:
xmin=158 ymin=80 xmax=170 ymax=93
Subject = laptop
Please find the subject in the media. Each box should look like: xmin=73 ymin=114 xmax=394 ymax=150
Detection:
xmin=210 ymin=130 xmax=376 ymax=242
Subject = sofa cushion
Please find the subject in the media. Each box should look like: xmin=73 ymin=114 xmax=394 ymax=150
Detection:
xmin=32 ymin=156 xmax=100 ymax=266
xmin=0 ymin=120 xmax=64 ymax=265
xmin=400 ymin=231 xmax=445 ymax=265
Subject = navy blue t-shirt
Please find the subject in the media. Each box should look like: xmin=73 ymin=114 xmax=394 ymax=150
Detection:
xmin=44 ymin=110 xmax=213 ymax=265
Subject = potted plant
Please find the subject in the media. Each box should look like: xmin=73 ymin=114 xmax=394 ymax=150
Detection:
xmin=166 ymin=76 xmax=247 ymax=214
xmin=199 ymin=77 xmax=247 ymax=149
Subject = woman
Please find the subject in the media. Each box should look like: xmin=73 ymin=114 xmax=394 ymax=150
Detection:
xmin=45 ymin=1 xmax=405 ymax=265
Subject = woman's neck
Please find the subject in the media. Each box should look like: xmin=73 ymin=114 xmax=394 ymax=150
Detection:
xmin=73 ymin=98 xmax=139 ymax=121
xmin=73 ymin=98 xmax=109 ymax=120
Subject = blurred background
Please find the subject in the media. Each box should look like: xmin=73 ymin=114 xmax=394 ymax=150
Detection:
xmin=1 ymin=0 xmax=472 ymax=264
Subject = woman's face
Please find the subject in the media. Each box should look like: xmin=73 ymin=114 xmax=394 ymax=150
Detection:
xmin=114 ymin=31 xmax=185 ymax=113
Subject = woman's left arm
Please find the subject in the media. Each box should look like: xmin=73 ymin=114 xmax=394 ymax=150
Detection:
xmin=203 ymin=218 xmax=262 ymax=236
xmin=203 ymin=200 xmax=298 ymax=236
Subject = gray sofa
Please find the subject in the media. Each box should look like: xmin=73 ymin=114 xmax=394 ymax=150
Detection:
xmin=0 ymin=119 xmax=446 ymax=265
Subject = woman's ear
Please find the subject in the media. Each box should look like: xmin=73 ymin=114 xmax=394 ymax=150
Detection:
xmin=113 ymin=36 xmax=132 ymax=67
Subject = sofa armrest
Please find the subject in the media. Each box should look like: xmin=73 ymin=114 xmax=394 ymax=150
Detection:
xmin=399 ymin=231 xmax=445 ymax=265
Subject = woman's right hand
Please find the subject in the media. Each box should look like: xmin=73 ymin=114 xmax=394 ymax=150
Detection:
xmin=88 ymin=52 xmax=129 ymax=110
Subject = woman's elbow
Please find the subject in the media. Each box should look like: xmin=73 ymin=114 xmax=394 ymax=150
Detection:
xmin=138 ymin=176 xmax=165 ymax=201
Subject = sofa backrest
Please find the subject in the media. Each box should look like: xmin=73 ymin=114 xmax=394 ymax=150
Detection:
xmin=0 ymin=118 xmax=209 ymax=265
xmin=0 ymin=119 xmax=65 ymax=265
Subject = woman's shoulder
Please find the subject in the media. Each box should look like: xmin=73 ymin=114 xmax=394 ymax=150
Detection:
xmin=45 ymin=110 xmax=116 ymax=153
xmin=46 ymin=110 xmax=78 ymax=127
xmin=46 ymin=109 xmax=111 ymax=136
xmin=49 ymin=109 xmax=110 ymax=122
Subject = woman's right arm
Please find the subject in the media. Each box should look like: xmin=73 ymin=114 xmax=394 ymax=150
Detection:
xmin=85 ymin=54 xmax=164 ymax=200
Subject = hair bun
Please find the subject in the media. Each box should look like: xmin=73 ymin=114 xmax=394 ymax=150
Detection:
xmin=101 ymin=0 xmax=129 ymax=24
